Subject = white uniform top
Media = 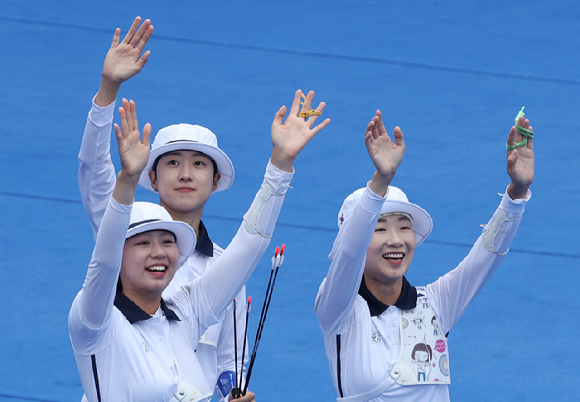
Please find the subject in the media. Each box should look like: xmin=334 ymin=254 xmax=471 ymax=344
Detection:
xmin=78 ymin=98 xmax=247 ymax=400
xmin=69 ymin=161 xmax=292 ymax=402
xmin=315 ymin=185 xmax=529 ymax=402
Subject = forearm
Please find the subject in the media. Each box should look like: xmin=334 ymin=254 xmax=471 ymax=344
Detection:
xmin=78 ymin=96 xmax=117 ymax=238
xmin=315 ymin=184 xmax=386 ymax=334
xmin=507 ymin=181 xmax=530 ymax=201
xmin=80 ymin=197 xmax=131 ymax=328
xmin=201 ymin=161 xmax=293 ymax=316
xmin=427 ymin=188 xmax=530 ymax=334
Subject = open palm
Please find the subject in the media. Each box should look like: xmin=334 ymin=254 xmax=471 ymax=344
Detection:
xmin=270 ymin=90 xmax=331 ymax=172
xmin=365 ymin=110 xmax=405 ymax=179
xmin=114 ymin=99 xmax=151 ymax=177
xmin=102 ymin=17 xmax=154 ymax=84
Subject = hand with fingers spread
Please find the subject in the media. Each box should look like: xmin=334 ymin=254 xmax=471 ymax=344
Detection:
xmin=96 ymin=17 xmax=154 ymax=106
xmin=112 ymin=99 xmax=151 ymax=205
xmin=506 ymin=114 xmax=535 ymax=200
xmin=270 ymin=89 xmax=331 ymax=172
xmin=365 ymin=110 xmax=406 ymax=197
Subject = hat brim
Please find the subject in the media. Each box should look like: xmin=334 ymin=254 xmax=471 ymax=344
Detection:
xmin=380 ymin=200 xmax=433 ymax=246
xmin=138 ymin=140 xmax=235 ymax=193
xmin=125 ymin=220 xmax=196 ymax=267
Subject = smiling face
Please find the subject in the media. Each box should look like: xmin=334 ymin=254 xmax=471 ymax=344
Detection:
xmin=148 ymin=150 xmax=221 ymax=219
xmin=415 ymin=350 xmax=429 ymax=362
xmin=120 ymin=230 xmax=180 ymax=301
xmin=363 ymin=214 xmax=416 ymax=290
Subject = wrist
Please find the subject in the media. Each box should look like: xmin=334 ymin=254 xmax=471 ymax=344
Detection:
xmin=270 ymin=150 xmax=295 ymax=173
xmin=368 ymin=171 xmax=394 ymax=197
xmin=506 ymin=182 xmax=529 ymax=200
xmin=117 ymin=169 xmax=142 ymax=185
xmin=112 ymin=171 xmax=139 ymax=206
xmin=95 ymin=76 xmax=121 ymax=107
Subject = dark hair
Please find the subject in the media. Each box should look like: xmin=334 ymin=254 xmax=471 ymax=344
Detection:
xmin=152 ymin=151 xmax=218 ymax=179
xmin=411 ymin=343 xmax=433 ymax=362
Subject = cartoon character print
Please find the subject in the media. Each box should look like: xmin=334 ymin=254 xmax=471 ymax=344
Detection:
xmin=394 ymin=288 xmax=451 ymax=385
xmin=431 ymin=315 xmax=441 ymax=336
xmin=411 ymin=311 xmax=425 ymax=330
xmin=411 ymin=342 xmax=433 ymax=382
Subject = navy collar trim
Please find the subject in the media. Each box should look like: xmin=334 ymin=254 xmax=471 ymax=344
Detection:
xmin=196 ymin=221 xmax=213 ymax=257
xmin=358 ymin=276 xmax=417 ymax=317
xmin=114 ymin=291 xmax=180 ymax=324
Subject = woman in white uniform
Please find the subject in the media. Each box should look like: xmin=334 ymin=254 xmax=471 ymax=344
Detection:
xmin=70 ymin=90 xmax=328 ymax=401
xmin=315 ymin=109 xmax=534 ymax=401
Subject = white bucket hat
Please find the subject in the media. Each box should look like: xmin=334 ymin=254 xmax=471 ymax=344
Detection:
xmin=337 ymin=186 xmax=433 ymax=246
xmin=138 ymin=124 xmax=235 ymax=193
xmin=126 ymin=202 xmax=196 ymax=267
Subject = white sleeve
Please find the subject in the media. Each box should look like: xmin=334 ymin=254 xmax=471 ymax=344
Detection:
xmin=426 ymin=189 xmax=531 ymax=335
xmin=78 ymin=95 xmax=117 ymax=239
xmin=315 ymin=185 xmax=385 ymax=335
xmin=69 ymin=197 xmax=131 ymax=354
xmin=200 ymin=160 xmax=293 ymax=319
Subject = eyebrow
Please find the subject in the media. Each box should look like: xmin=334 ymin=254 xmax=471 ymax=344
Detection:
xmin=377 ymin=215 xmax=412 ymax=223
xmin=162 ymin=150 xmax=207 ymax=157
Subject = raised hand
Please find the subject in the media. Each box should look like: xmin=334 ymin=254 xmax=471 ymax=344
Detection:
xmin=506 ymin=114 xmax=534 ymax=199
xmin=114 ymin=99 xmax=151 ymax=178
xmin=96 ymin=17 xmax=154 ymax=106
xmin=365 ymin=110 xmax=405 ymax=196
xmin=111 ymin=99 xmax=151 ymax=206
xmin=270 ymin=89 xmax=331 ymax=172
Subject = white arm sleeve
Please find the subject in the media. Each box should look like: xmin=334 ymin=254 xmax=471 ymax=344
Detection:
xmin=201 ymin=160 xmax=294 ymax=318
xmin=427 ymin=189 xmax=530 ymax=335
xmin=201 ymin=162 xmax=294 ymax=315
xmin=78 ymin=95 xmax=117 ymax=239
xmin=78 ymin=198 xmax=131 ymax=329
xmin=315 ymin=185 xmax=386 ymax=335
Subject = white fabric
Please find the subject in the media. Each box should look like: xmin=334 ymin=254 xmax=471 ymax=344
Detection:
xmin=75 ymin=99 xmax=293 ymax=400
xmin=169 ymin=309 xmax=213 ymax=401
xmin=315 ymin=184 xmax=529 ymax=402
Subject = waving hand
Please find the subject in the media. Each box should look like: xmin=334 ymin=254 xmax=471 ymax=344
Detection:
xmin=96 ymin=17 xmax=154 ymax=106
xmin=112 ymin=99 xmax=151 ymax=206
xmin=365 ymin=110 xmax=405 ymax=196
xmin=270 ymin=89 xmax=331 ymax=172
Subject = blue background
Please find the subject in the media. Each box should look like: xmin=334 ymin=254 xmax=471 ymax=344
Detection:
xmin=0 ymin=1 xmax=579 ymax=401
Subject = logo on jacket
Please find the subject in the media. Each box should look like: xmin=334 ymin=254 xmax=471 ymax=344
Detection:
xmin=371 ymin=331 xmax=382 ymax=343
